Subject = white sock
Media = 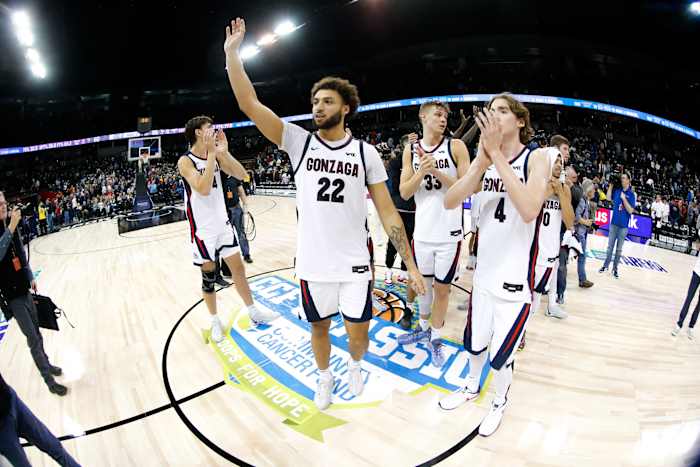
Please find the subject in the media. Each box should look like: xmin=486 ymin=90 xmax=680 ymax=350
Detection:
xmin=493 ymin=363 xmax=513 ymax=406
xmin=548 ymin=263 xmax=558 ymax=303
xmin=211 ymin=314 xmax=221 ymax=323
xmin=419 ymin=318 xmax=430 ymax=331
xmin=417 ymin=277 xmax=434 ymax=317
xmin=467 ymin=352 xmax=487 ymax=392
xmin=532 ymin=293 xmax=542 ymax=314
xmin=347 ymin=358 xmax=361 ymax=369
xmin=431 ymin=326 xmax=442 ymax=341
xmin=319 ymin=368 xmax=332 ymax=380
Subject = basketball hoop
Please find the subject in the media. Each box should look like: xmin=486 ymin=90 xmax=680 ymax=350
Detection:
xmin=139 ymin=148 xmax=150 ymax=164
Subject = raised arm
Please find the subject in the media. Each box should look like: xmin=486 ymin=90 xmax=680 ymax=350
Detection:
xmin=451 ymin=109 xmax=471 ymax=140
xmin=224 ymin=18 xmax=284 ymax=146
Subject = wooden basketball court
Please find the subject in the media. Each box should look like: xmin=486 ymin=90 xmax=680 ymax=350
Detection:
xmin=1 ymin=195 xmax=698 ymax=466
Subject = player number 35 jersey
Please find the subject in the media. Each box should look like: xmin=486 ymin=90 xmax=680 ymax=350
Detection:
xmin=412 ymin=137 xmax=463 ymax=243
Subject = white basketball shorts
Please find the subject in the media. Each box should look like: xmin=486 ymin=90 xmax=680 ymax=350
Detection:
xmin=412 ymin=240 xmax=462 ymax=284
xmin=298 ymin=280 xmax=373 ymax=323
xmin=463 ymin=285 xmax=531 ymax=370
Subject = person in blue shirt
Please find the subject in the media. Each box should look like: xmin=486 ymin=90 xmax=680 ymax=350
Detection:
xmin=599 ymin=173 xmax=635 ymax=279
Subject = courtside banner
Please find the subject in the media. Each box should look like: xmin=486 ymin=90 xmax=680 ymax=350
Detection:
xmin=594 ymin=207 xmax=653 ymax=239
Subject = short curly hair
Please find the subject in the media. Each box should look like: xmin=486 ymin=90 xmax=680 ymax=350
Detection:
xmin=310 ymin=76 xmax=361 ymax=119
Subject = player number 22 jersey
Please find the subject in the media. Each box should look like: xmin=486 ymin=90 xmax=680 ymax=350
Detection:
xmin=280 ymin=123 xmax=388 ymax=282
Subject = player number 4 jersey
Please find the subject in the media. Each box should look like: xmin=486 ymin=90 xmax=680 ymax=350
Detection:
xmin=473 ymin=147 xmax=542 ymax=302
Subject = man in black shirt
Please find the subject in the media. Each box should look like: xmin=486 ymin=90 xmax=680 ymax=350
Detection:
xmin=0 ymin=192 xmax=67 ymax=396
xmin=385 ymin=134 xmax=417 ymax=330
xmin=220 ymin=173 xmax=252 ymax=274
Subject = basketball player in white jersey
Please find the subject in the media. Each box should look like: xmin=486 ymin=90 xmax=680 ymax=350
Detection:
xmin=519 ymin=147 xmax=575 ymax=349
xmin=396 ymin=101 xmax=470 ymax=368
xmin=223 ymin=18 xmax=426 ymax=410
xmin=178 ymin=116 xmax=277 ymax=344
xmin=532 ymin=148 xmax=574 ymax=318
xmin=439 ymin=94 xmax=550 ymax=437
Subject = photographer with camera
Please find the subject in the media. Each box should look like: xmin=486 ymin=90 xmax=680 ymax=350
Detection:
xmin=598 ymin=172 xmax=636 ymax=279
xmin=0 ymin=192 xmax=67 ymax=396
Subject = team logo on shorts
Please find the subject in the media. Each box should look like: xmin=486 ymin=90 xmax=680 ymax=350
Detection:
xmin=204 ymin=275 xmax=490 ymax=442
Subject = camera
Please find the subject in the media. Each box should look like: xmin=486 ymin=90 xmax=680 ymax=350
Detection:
xmin=609 ymin=172 xmax=621 ymax=188
xmin=608 ymin=164 xmax=624 ymax=188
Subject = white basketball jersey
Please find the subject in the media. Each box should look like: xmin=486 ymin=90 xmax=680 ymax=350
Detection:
xmin=537 ymin=194 xmax=563 ymax=266
xmin=473 ymin=147 xmax=541 ymax=302
xmin=293 ymin=133 xmax=379 ymax=282
xmin=182 ymin=152 xmax=229 ymax=239
xmin=412 ymin=137 xmax=463 ymax=243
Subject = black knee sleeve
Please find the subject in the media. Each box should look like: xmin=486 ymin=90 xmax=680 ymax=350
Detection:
xmin=202 ymin=269 xmax=217 ymax=293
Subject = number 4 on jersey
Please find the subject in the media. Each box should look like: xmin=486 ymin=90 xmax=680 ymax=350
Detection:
xmin=494 ymin=198 xmax=507 ymax=223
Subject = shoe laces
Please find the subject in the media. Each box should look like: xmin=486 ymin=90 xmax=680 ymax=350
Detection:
xmin=432 ymin=340 xmax=444 ymax=356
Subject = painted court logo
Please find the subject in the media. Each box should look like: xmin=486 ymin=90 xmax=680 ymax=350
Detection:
xmin=587 ymin=249 xmax=668 ymax=273
xmin=206 ymin=275 xmax=489 ymax=441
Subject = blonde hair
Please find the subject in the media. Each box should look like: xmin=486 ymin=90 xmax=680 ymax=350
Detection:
xmin=419 ymin=100 xmax=450 ymax=116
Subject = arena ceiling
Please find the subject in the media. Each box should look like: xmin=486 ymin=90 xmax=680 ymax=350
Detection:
xmin=0 ymin=0 xmax=698 ymax=125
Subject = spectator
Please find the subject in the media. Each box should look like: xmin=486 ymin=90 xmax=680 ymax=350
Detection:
xmin=37 ymin=202 xmax=47 ymax=236
xmin=575 ymin=180 xmax=596 ymax=288
xmin=599 ymin=173 xmax=636 ymax=279
xmin=0 ymin=192 xmax=67 ymax=396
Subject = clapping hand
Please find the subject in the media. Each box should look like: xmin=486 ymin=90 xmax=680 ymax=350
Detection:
xmin=474 ymin=108 xmax=503 ymax=158
xmin=215 ymin=129 xmax=228 ymax=154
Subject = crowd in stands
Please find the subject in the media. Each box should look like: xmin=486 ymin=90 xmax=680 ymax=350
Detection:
xmin=248 ymin=108 xmax=697 ymax=231
xmin=6 ymin=152 xmax=183 ymax=238
xmin=1 ymin=105 xmax=697 ymax=239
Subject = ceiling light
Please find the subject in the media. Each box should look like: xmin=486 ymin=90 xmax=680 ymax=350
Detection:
xmin=257 ymin=34 xmax=277 ymax=46
xmin=26 ymin=48 xmax=40 ymax=63
xmin=274 ymin=20 xmax=296 ymax=36
xmin=240 ymin=45 xmax=260 ymax=60
xmin=12 ymin=11 xmax=31 ymax=29
xmin=30 ymin=62 xmax=46 ymax=79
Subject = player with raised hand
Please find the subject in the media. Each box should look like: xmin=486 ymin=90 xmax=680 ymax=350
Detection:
xmin=223 ymin=17 xmax=425 ymax=410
